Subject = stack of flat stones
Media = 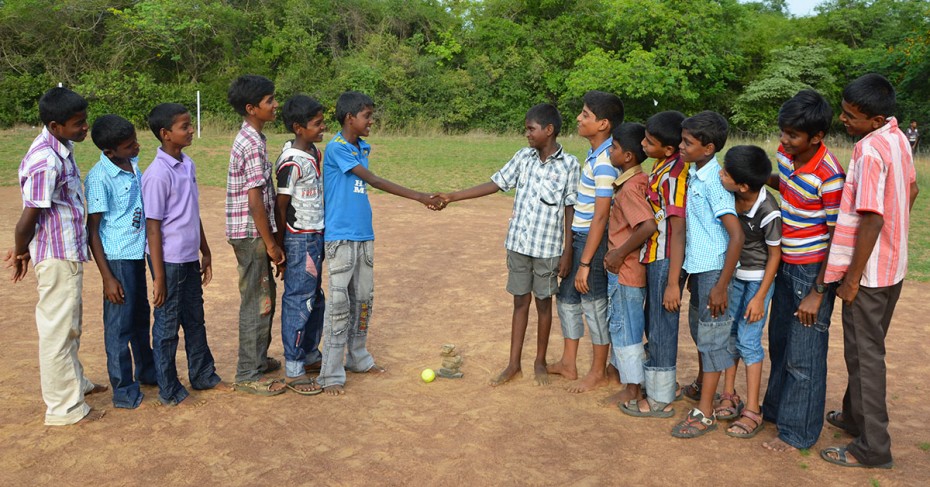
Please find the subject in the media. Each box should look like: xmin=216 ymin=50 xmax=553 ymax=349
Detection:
xmin=438 ymin=343 xmax=464 ymax=379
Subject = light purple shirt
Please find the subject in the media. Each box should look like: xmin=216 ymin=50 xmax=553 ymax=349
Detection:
xmin=142 ymin=148 xmax=202 ymax=263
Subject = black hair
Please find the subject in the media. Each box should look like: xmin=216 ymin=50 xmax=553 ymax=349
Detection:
xmin=147 ymin=103 xmax=189 ymax=142
xmin=91 ymin=115 xmax=135 ymax=151
xmin=842 ymin=73 xmax=896 ymax=118
xmin=612 ymin=122 xmax=647 ymax=164
xmin=38 ymin=87 xmax=87 ymax=126
xmin=645 ymin=110 xmax=686 ymax=149
xmin=227 ymin=75 xmax=275 ymax=116
xmin=525 ymin=103 xmax=562 ymax=137
xmin=777 ymin=89 xmax=833 ymax=137
xmin=282 ymin=95 xmax=324 ymax=134
xmin=723 ymin=145 xmax=771 ymax=192
xmin=335 ymin=91 xmax=375 ymax=126
xmin=582 ymin=90 xmax=624 ymax=130
xmin=681 ymin=110 xmax=728 ymax=153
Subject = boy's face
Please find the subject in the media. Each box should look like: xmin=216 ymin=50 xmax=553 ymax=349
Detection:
xmin=49 ymin=111 xmax=89 ymax=143
xmin=162 ymin=112 xmax=194 ymax=148
xmin=642 ymin=131 xmax=674 ymax=160
xmin=839 ymin=100 xmax=884 ymax=137
xmin=778 ymin=126 xmax=821 ymax=157
xmin=347 ymin=106 xmax=374 ymax=137
xmin=678 ymin=129 xmax=713 ymax=163
xmin=296 ymin=112 xmax=327 ymax=144
xmin=719 ymin=168 xmax=741 ymax=193
xmin=248 ymin=94 xmax=278 ymax=123
xmin=105 ymin=132 xmax=141 ymax=162
xmin=524 ymin=120 xmax=551 ymax=150
xmin=609 ymin=138 xmax=630 ymax=168
xmin=576 ymin=104 xmax=606 ymax=138
xmin=911 ymin=121 xmax=918 ymax=129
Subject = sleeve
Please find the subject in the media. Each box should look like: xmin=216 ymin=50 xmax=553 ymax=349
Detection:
xmin=854 ymin=148 xmax=886 ymax=215
xmin=276 ymin=158 xmax=300 ymax=196
xmin=141 ymin=172 xmax=169 ymax=221
xmin=761 ymin=198 xmax=782 ymax=246
xmin=84 ymin=169 xmax=109 ymax=215
xmin=620 ymin=177 xmax=655 ymax=228
xmin=329 ymin=142 xmax=360 ymax=174
xmin=490 ymin=150 xmax=523 ymax=192
xmin=593 ymin=152 xmax=620 ymax=198
xmin=242 ymin=146 xmax=267 ymax=191
xmin=820 ymin=167 xmax=846 ymax=225
xmin=709 ymin=178 xmax=737 ymax=220
xmin=563 ymin=156 xmax=580 ymax=206
xmin=20 ymin=156 xmax=56 ymax=208
xmin=665 ymin=160 xmax=688 ymax=218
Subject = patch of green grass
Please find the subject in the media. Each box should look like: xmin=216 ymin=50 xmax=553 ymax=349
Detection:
xmin=834 ymin=432 xmax=843 ymax=439
xmin=919 ymin=441 xmax=930 ymax=452
xmin=799 ymin=448 xmax=811 ymax=457
xmin=870 ymin=478 xmax=880 ymax=487
xmin=799 ymin=462 xmax=809 ymax=469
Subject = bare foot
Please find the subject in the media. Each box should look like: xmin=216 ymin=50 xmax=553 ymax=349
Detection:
xmin=365 ymin=364 xmax=386 ymax=374
xmin=567 ymin=372 xmax=609 ymax=393
xmin=324 ymin=384 xmax=345 ymax=396
xmin=763 ymin=437 xmax=797 ymax=452
xmin=533 ymin=363 xmax=550 ymax=386
xmin=489 ymin=366 xmax=522 ymax=387
xmin=546 ymin=361 xmax=578 ymax=380
xmin=77 ymin=408 xmax=106 ymax=424
xmin=599 ymin=386 xmax=638 ymax=407
xmin=606 ymin=364 xmax=621 ymax=386
xmin=211 ymin=381 xmax=234 ymax=392
xmin=86 ymin=383 xmax=109 ymax=395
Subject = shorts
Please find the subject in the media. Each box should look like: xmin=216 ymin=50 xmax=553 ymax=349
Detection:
xmin=506 ymin=250 xmax=559 ymax=298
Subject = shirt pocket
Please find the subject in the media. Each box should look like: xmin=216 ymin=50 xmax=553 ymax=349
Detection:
xmin=539 ymin=173 xmax=566 ymax=207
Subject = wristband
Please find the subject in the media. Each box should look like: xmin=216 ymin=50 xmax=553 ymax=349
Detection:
xmin=579 ymin=262 xmax=591 ymax=268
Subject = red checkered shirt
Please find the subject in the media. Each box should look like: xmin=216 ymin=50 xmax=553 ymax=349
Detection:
xmin=225 ymin=122 xmax=277 ymax=239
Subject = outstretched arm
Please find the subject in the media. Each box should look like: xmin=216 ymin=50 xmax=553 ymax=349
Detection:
xmin=350 ymin=164 xmax=441 ymax=208
xmin=440 ymin=182 xmax=501 ymax=204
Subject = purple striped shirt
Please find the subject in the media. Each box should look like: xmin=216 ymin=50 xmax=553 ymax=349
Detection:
xmin=19 ymin=128 xmax=89 ymax=264
xmin=225 ymin=122 xmax=276 ymax=239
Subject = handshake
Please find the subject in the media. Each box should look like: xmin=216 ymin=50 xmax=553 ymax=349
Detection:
xmin=419 ymin=193 xmax=454 ymax=211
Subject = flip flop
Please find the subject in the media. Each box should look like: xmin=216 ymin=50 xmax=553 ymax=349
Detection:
xmin=286 ymin=377 xmax=323 ymax=396
xmin=619 ymin=397 xmax=675 ymax=418
xmin=820 ymin=446 xmax=893 ymax=469
xmin=233 ymin=379 xmax=286 ymax=396
xmin=826 ymin=410 xmax=852 ymax=433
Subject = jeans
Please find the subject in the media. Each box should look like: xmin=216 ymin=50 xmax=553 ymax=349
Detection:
xmin=318 ymin=240 xmax=376 ymax=387
xmin=607 ymin=273 xmax=646 ymax=385
xmin=687 ymin=270 xmax=733 ymax=373
xmin=557 ymin=230 xmax=609 ymax=345
xmin=726 ymin=278 xmax=773 ymax=366
xmin=229 ymin=237 xmax=276 ymax=383
xmin=149 ymin=259 xmax=222 ymax=405
xmin=102 ymin=259 xmax=156 ymax=408
xmin=281 ymin=232 xmax=326 ymax=378
xmin=643 ymin=258 xmax=687 ymax=404
xmin=762 ymin=262 xmax=836 ymax=449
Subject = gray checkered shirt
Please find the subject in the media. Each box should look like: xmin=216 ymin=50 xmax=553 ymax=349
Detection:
xmin=491 ymin=145 xmax=580 ymax=258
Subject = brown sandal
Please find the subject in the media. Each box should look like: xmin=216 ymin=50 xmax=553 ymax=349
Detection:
xmin=714 ymin=391 xmax=744 ymax=420
xmin=727 ymin=409 xmax=764 ymax=438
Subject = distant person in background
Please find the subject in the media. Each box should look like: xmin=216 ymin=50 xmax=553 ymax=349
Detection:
xmin=905 ymin=120 xmax=919 ymax=152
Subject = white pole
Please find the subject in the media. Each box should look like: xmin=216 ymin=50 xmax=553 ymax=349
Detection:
xmin=196 ymin=90 xmax=201 ymax=139
xmin=58 ymin=82 xmax=62 ymax=88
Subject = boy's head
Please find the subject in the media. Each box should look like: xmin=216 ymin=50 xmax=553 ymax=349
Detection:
xmin=39 ymin=87 xmax=88 ymax=143
xmin=577 ymin=90 xmax=624 ymax=139
xmin=609 ymin=122 xmax=647 ymax=169
xmin=91 ymin=114 xmax=139 ymax=162
xmin=840 ymin=73 xmax=895 ymax=137
xmin=524 ymin=103 xmax=561 ymax=150
xmin=335 ymin=91 xmax=375 ymax=137
xmin=227 ymin=75 xmax=277 ymax=122
xmin=911 ymin=120 xmax=918 ymax=129
xmin=148 ymin=103 xmax=193 ymax=148
xmin=680 ymin=111 xmax=728 ymax=164
xmin=721 ymin=145 xmax=771 ymax=194
xmin=777 ymin=89 xmax=832 ymax=157
xmin=643 ymin=110 xmax=686 ymax=159
xmin=282 ymin=95 xmax=326 ymax=144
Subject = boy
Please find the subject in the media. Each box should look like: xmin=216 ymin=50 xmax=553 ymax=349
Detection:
xmin=319 ymin=91 xmax=441 ymax=395
xmin=548 ymin=90 xmax=623 ymax=394
xmin=226 ymin=75 xmax=286 ymax=396
xmin=7 ymin=87 xmax=106 ymax=425
xmin=905 ymin=120 xmax=918 ymax=151
xmin=438 ymin=103 xmax=579 ymax=386
xmin=85 ymin=114 xmax=157 ymax=408
xmin=670 ymin=111 xmax=743 ymax=438
xmin=717 ymin=145 xmax=781 ymax=438
xmin=274 ymin=95 xmax=327 ymax=395
xmin=762 ymin=90 xmax=845 ymax=453
xmin=820 ymin=74 xmax=918 ymax=469
xmin=621 ymin=110 xmax=688 ymax=418
xmin=143 ymin=103 xmax=226 ymax=405
xmin=601 ymin=123 xmax=656 ymax=407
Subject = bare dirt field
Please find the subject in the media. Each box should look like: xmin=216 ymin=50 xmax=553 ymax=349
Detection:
xmin=1 ymin=186 xmax=927 ymax=486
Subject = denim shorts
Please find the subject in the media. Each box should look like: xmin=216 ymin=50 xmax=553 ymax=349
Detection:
xmin=688 ymin=269 xmax=734 ymax=373
xmin=607 ymin=273 xmax=646 ymax=384
xmin=506 ymin=250 xmax=559 ymax=298
xmin=726 ymin=278 xmax=773 ymax=365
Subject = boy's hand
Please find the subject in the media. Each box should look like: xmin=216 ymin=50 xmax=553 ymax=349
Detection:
xmin=662 ymin=283 xmax=681 ymax=312
xmin=5 ymin=248 xmax=30 ymax=283
xmin=558 ymin=249 xmax=572 ymax=278
xmin=201 ymin=253 xmax=213 ymax=287
xmin=152 ymin=277 xmax=167 ymax=308
xmin=836 ymin=279 xmax=859 ymax=306
xmin=574 ymin=265 xmax=590 ymax=294
xmin=274 ymin=261 xmax=286 ymax=279
xmin=708 ymin=283 xmax=728 ymax=319
xmin=603 ymin=249 xmax=623 ymax=275
xmin=423 ymin=193 xmax=446 ymax=211
xmin=794 ymin=290 xmax=824 ymax=327
xmin=744 ymin=294 xmax=766 ymax=323
xmin=103 ymin=276 xmax=125 ymax=304
xmin=267 ymin=243 xmax=285 ymax=266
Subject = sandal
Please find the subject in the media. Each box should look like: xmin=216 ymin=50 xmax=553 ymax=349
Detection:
xmin=826 ymin=410 xmax=852 ymax=433
xmin=727 ymin=409 xmax=764 ymax=438
xmin=820 ymin=446 xmax=893 ymax=469
xmin=233 ymin=379 xmax=286 ymax=396
xmin=682 ymin=380 xmax=702 ymax=401
xmin=619 ymin=397 xmax=675 ymax=418
xmin=286 ymin=377 xmax=323 ymax=396
xmin=714 ymin=391 xmax=744 ymax=420
xmin=671 ymin=408 xmax=717 ymax=438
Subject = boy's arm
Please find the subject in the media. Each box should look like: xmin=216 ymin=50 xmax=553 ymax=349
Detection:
xmin=835 ymin=212 xmax=883 ymax=305
xmin=574 ymin=196 xmax=611 ymax=293
xmin=440 ymin=182 xmax=500 ymax=203
xmin=709 ymin=213 xmax=744 ymax=318
xmin=559 ymin=206 xmax=574 ymax=278
xmin=146 ymin=218 xmax=167 ymax=308
xmin=274 ymin=194 xmax=290 ymax=252
xmin=87 ymin=213 xmax=124 ymax=304
xmin=199 ymin=219 xmax=212 ymax=287
xmin=248 ymin=187 xmax=285 ymax=267
xmin=745 ymin=245 xmax=781 ymax=322
xmin=604 ymin=218 xmax=658 ymax=274
xmin=350 ymin=165 xmax=441 ymax=208
xmin=910 ymin=180 xmax=919 ymax=210
xmin=794 ymin=227 xmax=833 ymax=326
xmin=6 ymin=207 xmax=40 ymax=282
xmin=662 ymin=216 xmax=686 ymax=312
xmin=766 ymin=172 xmax=779 ymax=190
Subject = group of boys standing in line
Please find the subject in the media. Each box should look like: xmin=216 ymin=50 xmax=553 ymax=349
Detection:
xmin=7 ymin=71 xmax=918 ymax=469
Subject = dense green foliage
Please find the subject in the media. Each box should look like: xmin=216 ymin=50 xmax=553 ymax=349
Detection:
xmin=0 ymin=0 xmax=928 ymax=133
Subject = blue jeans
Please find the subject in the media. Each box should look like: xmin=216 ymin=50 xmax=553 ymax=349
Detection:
xmin=149 ymin=259 xmax=222 ymax=405
xmin=762 ymin=262 xmax=836 ymax=449
xmin=687 ymin=270 xmax=733 ymax=373
xmin=726 ymin=278 xmax=774 ymax=366
xmin=607 ymin=273 xmax=646 ymax=385
xmin=281 ymin=232 xmax=326 ymax=378
xmin=102 ymin=259 xmax=156 ymax=408
xmin=557 ymin=230 xmax=609 ymax=345
xmin=643 ymin=258 xmax=687 ymax=404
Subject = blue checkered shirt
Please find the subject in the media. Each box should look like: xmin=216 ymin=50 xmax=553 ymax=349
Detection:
xmin=683 ymin=156 xmax=736 ymax=274
xmin=491 ymin=145 xmax=580 ymax=258
xmin=84 ymin=153 xmax=146 ymax=260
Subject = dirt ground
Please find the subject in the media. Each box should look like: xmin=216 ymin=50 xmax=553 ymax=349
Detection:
xmin=1 ymin=185 xmax=928 ymax=486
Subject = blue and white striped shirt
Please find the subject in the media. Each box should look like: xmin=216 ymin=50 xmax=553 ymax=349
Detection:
xmin=572 ymin=138 xmax=619 ymax=232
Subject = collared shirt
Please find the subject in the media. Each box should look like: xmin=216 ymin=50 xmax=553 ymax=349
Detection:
xmin=226 ymin=122 xmax=276 ymax=239
xmin=608 ymin=168 xmax=651 ymax=287
xmin=276 ymin=141 xmax=324 ymax=233
xmin=776 ymin=143 xmax=845 ymax=264
xmin=84 ymin=153 xmax=145 ymax=260
xmin=18 ymin=127 xmax=88 ymax=264
xmin=142 ymin=148 xmax=202 ymax=264
xmin=683 ymin=157 xmax=736 ymax=274
xmin=490 ymin=145 xmax=580 ymax=258
xmin=735 ymin=189 xmax=781 ymax=281
xmin=825 ymin=117 xmax=916 ymax=287
xmin=572 ymin=138 xmax=619 ymax=232
xmin=323 ymin=132 xmax=373 ymax=242
xmin=640 ymin=152 xmax=689 ymax=264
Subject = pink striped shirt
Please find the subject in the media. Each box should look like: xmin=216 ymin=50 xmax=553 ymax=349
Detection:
xmin=825 ymin=117 xmax=916 ymax=287
xmin=19 ymin=128 xmax=88 ymax=264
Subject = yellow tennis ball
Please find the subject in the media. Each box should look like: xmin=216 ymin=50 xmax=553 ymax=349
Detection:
xmin=421 ymin=368 xmax=436 ymax=383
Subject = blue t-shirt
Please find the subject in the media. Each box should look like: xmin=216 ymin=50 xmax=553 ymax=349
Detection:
xmin=84 ymin=153 xmax=145 ymax=260
xmin=323 ymin=132 xmax=373 ymax=241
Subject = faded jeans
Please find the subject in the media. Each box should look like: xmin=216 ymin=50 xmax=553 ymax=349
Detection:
xmin=229 ymin=237 xmax=276 ymax=383
xmin=607 ymin=273 xmax=646 ymax=385
xmin=643 ymin=258 xmax=687 ymax=404
xmin=557 ymin=230 xmax=609 ymax=345
xmin=281 ymin=232 xmax=325 ymax=378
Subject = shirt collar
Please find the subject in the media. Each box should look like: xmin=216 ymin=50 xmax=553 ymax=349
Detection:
xmin=537 ymin=144 xmax=564 ymax=165
xmin=240 ymin=121 xmax=265 ymax=141
xmin=690 ymin=156 xmax=719 ymax=181
xmin=587 ymin=137 xmax=612 ymax=162
xmin=862 ymin=116 xmax=898 ymax=143
xmin=337 ymin=131 xmax=369 ymax=151
xmin=41 ymin=126 xmax=72 ymax=160
xmin=156 ymin=147 xmax=186 ymax=167
xmin=98 ymin=152 xmax=138 ymax=177
xmin=744 ymin=189 xmax=767 ymax=218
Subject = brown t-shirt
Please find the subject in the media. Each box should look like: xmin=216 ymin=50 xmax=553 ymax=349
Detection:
xmin=608 ymin=171 xmax=652 ymax=288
